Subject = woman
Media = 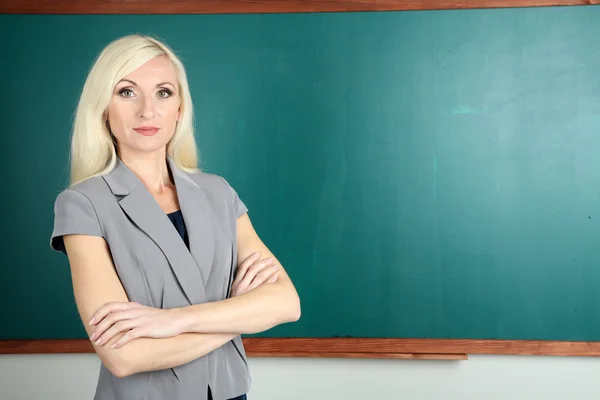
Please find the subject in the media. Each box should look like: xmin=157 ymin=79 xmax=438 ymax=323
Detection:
xmin=50 ymin=34 xmax=301 ymax=400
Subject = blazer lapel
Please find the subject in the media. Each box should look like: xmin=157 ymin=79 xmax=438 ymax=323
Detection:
xmin=167 ymin=157 xmax=215 ymax=290
xmin=103 ymin=157 xmax=208 ymax=306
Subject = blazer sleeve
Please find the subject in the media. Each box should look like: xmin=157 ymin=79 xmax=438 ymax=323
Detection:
xmin=50 ymin=189 xmax=104 ymax=254
xmin=220 ymin=177 xmax=248 ymax=219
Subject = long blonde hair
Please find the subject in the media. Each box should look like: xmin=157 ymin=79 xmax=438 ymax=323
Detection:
xmin=69 ymin=34 xmax=199 ymax=186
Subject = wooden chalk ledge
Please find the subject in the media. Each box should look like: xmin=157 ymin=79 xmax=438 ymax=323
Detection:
xmin=250 ymin=351 xmax=467 ymax=360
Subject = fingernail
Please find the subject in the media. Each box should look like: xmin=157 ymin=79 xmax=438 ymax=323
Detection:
xmin=111 ymin=342 xmax=119 ymax=349
xmin=89 ymin=317 xmax=96 ymax=325
xmin=267 ymin=257 xmax=275 ymax=262
xmin=90 ymin=332 xmax=96 ymax=340
xmin=252 ymin=252 xmax=260 ymax=257
xmin=95 ymin=338 xmax=102 ymax=345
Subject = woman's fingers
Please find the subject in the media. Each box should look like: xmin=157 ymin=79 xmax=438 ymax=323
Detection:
xmin=232 ymin=252 xmax=260 ymax=288
xmin=232 ymin=257 xmax=278 ymax=296
xmin=111 ymin=328 xmax=144 ymax=349
xmin=238 ymin=257 xmax=275 ymax=287
xmin=94 ymin=319 xmax=138 ymax=346
xmin=89 ymin=301 xmax=142 ymax=326
xmin=247 ymin=266 xmax=279 ymax=291
xmin=90 ymin=308 xmax=143 ymax=341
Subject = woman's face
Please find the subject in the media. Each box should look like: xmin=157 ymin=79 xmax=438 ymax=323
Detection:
xmin=107 ymin=55 xmax=181 ymax=157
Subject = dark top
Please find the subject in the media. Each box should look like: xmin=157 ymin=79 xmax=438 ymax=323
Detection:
xmin=166 ymin=210 xmax=248 ymax=400
xmin=167 ymin=210 xmax=190 ymax=249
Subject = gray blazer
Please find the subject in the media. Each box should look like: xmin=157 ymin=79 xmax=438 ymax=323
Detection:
xmin=50 ymin=157 xmax=251 ymax=400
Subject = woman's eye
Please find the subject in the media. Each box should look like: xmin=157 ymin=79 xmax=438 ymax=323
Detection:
xmin=119 ymin=89 xmax=134 ymax=97
xmin=158 ymin=89 xmax=172 ymax=98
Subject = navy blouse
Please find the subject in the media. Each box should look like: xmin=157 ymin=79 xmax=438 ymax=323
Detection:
xmin=167 ymin=210 xmax=189 ymax=249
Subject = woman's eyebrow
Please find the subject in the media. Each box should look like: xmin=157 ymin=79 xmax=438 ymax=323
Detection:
xmin=117 ymin=79 xmax=175 ymax=88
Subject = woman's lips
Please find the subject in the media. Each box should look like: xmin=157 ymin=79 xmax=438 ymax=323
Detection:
xmin=133 ymin=127 xmax=159 ymax=136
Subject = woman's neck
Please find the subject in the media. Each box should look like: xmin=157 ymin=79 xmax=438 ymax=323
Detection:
xmin=118 ymin=149 xmax=173 ymax=194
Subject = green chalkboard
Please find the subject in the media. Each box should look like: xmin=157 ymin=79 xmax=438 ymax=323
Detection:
xmin=2 ymin=6 xmax=600 ymax=342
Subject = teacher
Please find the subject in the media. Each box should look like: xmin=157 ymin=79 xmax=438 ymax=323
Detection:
xmin=50 ymin=34 xmax=301 ymax=400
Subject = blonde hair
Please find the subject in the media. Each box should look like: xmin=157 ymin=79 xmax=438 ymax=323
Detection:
xmin=69 ymin=34 xmax=199 ymax=186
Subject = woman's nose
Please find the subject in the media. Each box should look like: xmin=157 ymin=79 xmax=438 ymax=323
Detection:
xmin=139 ymin=96 xmax=156 ymax=119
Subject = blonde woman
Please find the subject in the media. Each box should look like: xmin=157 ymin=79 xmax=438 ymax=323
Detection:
xmin=50 ymin=34 xmax=301 ymax=400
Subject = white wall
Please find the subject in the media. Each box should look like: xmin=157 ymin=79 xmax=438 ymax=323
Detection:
xmin=1 ymin=354 xmax=600 ymax=399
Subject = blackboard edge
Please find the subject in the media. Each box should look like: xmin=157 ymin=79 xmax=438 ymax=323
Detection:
xmin=1 ymin=338 xmax=599 ymax=357
xmin=1 ymin=0 xmax=599 ymax=14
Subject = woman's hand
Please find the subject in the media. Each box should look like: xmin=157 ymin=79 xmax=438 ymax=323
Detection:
xmin=230 ymin=252 xmax=279 ymax=297
xmin=88 ymin=302 xmax=185 ymax=349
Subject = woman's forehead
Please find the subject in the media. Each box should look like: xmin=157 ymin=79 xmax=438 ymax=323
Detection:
xmin=119 ymin=56 xmax=177 ymax=86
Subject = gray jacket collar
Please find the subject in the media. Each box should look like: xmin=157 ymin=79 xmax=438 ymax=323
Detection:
xmin=103 ymin=156 xmax=200 ymax=196
xmin=102 ymin=155 xmax=214 ymax=306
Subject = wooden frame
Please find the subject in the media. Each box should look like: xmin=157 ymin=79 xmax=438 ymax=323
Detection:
xmin=2 ymin=338 xmax=600 ymax=358
xmin=3 ymin=0 xmax=599 ymax=359
xmin=1 ymin=0 xmax=599 ymax=14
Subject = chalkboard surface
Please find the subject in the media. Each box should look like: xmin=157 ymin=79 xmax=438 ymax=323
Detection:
xmin=1 ymin=6 xmax=600 ymax=342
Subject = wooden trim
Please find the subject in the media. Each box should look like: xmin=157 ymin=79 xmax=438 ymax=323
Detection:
xmin=250 ymin=351 xmax=468 ymax=360
xmin=0 ymin=339 xmax=92 ymax=354
xmin=1 ymin=0 xmax=599 ymax=14
xmin=1 ymin=338 xmax=600 ymax=357
xmin=243 ymin=338 xmax=600 ymax=357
